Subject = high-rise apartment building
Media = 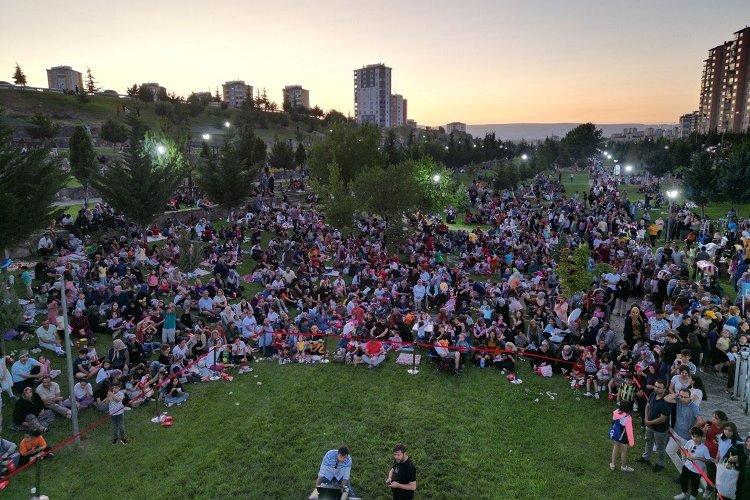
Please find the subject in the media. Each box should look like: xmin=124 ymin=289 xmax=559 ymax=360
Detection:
xmin=679 ymin=111 xmax=699 ymax=138
xmin=698 ymin=27 xmax=750 ymax=134
xmin=390 ymin=94 xmax=407 ymax=127
xmin=223 ymin=80 xmax=252 ymax=108
xmin=354 ymin=64 xmax=392 ymax=127
xmin=282 ymin=85 xmax=310 ymax=109
xmin=46 ymin=65 xmax=83 ymax=92
xmin=446 ymin=122 xmax=467 ymax=134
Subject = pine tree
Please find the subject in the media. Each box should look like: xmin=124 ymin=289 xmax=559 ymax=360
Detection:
xmin=195 ymin=133 xmax=258 ymax=214
xmin=126 ymin=84 xmax=139 ymax=97
xmin=0 ymin=114 xmax=66 ymax=252
xmin=214 ymin=87 xmax=221 ymax=102
xmin=269 ymin=138 xmax=295 ymax=170
xmin=91 ymin=132 xmax=184 ymax=232
xmin=68 ymin=125 xmax=98 ymax=206
xmin=295 ymin=142 xmax=307 ymax=167
xmin=85 ymin=67 xmax=99 ymax=94
xmin=12 ymin=63 xmax=27 ymax=86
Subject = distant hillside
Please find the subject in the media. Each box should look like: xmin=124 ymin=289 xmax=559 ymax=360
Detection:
xmin=0 ymin=89 xmax=309 ymax=145
xmin=466 ymin=123 xmax=678 ymax=142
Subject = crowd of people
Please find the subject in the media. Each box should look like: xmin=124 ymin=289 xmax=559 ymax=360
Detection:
xmin=2 ymin=161 xmax=750 ymax=497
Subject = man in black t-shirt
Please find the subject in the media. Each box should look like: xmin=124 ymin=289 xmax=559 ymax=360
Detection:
xmin=636 ymin=379 xmax=673 ymax=472
xmin=386 ymin=443 xmax=417 ymax=499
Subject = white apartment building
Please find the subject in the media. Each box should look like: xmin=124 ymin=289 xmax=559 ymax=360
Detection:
xmin=46 ymin=66 xmax=83 ymax=92
xmin=223 ymin=80 xmax=252 ymax=108
xmin=354 ymin=64 xmax=392 ymax=127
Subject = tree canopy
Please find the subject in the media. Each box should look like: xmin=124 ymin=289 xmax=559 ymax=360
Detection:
xmin=12 ymin=63 xmax=26 ymax=86
xmin=561 ymin=123 xmax=602 ymax=163
xmin=0 ymin=116 xmax=66 ymax=251
xmin=682 ymin=152 xmax=717 ymax=215
xmin=91 ymin=133 xmax=183 ymax=229
xmin=195 ymin=133 xmax=259 ymax=212
xmin=68 ymin=125 xmax=98 ymax=205
xmin=308 ymin=123 xmax=383 ymax=187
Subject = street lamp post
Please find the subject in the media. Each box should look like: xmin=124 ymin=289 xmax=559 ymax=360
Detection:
xmin=521 ymin=154 xmax=528 ymax=161
xmin=665 ymin=189 xmax=678 ymax=242
xmin=56 ymin=281 xmax=81 ymax=444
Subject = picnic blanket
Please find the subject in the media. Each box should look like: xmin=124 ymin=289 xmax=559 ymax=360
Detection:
xmin=396 ymin=353 xmax=421 ymax=366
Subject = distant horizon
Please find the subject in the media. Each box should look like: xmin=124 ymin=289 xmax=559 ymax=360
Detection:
xmin=2 ymin=1 xmax=749 ymax=124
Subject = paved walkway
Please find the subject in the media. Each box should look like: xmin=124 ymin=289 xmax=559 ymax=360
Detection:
xmin=53 ymin=198 xmax=102 ymax=207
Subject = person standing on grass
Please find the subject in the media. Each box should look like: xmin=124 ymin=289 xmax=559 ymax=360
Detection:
xmin=674 ymin=427 xmax=711 ymax=500
xmin=637 ymin=379 xmax=672 ymax=472
xmin=386 ymin=443 xmax=417 ymax=499
xmin=107 ymin=382 xmax=127 ymax=445
xmin=609 ymin=400 xmax=635 ymax=472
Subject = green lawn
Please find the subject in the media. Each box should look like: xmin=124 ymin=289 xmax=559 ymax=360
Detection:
xmin=1 ymin=344 xmax=676 ymax=499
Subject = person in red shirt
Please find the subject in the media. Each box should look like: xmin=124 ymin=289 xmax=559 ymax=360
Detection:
xmin=363 ymin=337 xmax=385 ymax=369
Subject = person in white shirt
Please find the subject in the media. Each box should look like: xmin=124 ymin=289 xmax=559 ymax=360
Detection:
xmin=413 ymin=280 xmax=426 ymax=311
xmin=35 ymin=320 xmax=64 ymax=356
xmin=35 ymin=376 xmax=71 ymax=417
xmin=675 ymin=427 xmax=711 ymax=500
xmin=241 ymin=312 xmax=258 ymax=339
xmin=37 ymin=234 xmax=54 ymax=255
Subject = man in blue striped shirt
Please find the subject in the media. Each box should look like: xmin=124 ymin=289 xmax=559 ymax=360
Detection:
xmin=310 ymin=446 xmax=352 ymax=499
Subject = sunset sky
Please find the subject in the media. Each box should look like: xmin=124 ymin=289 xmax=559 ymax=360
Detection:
xmin=2 ymin=0 xmax=749 ymax=126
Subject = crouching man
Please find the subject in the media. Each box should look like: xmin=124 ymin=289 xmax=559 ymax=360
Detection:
xmin=310 ymin=446 xmax=354 ymax=499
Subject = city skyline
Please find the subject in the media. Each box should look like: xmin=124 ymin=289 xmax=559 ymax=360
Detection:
xmin=2 ymin=0 xmax=750 ymax=126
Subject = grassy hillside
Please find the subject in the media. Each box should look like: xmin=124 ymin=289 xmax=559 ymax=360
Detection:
xmin=0 ymin=89 xmax=306 ymax=144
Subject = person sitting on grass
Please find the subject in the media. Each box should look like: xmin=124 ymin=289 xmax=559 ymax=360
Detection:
xmin=162 ymin=377 xmax=189 ymax=407
xmin=35 ymin=376 xmax=71 ymax=418
xmin=11 ymin=387 xmax=55 ymax=433
xmin=34 ymin=319 xmax=65 ymax=356
xmin=10 ymin=351 xmax=42 ymax=392
xmin=362 ymin=336 xmax=386 ymax=369
xmin=74 ymin=348 xmax=100 ymax=381
xmin=18 ymin=430 xmax=52 ymax=466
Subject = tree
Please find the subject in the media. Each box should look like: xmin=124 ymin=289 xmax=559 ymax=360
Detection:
xmin=561 ymin=123 xmax=602 ymax=163
xmin=100 ymin=119 xmax=128 ymax=145
xmin=644 ymin=148 xmax=675 ymax=177
xmin=195 ymin=134 xmax=257 ymax=214
xmin=269 ymin=138 xmax=295 ymax=170
xmin=682 ymin=152 xmax=717 ymax=216
xmin=352 ymin=163 xmax=421 ymax=245
xmin=12 ymin=63 xmax=26 ymax=86
xmin=295 ymin=142 xmax=307 ymax=167
xmin=85 ymin=67 xmax=99 ymax=94
xmin=68 ymin=125 xmax=98 ymax=206
xmin=558 ymin=245 xmax=594 ymax=299
xmin=126 ymin=84 xmax=139 ymax=97
xmin=25 ymin=112 xmax=59 ymax=140
xmin=0 ymin=115 xmax=66 ymax=253
xmin=315 ymin=161 xmax=358 ymax=232
xmin=308 ymin=123 xmax=383 ymax=187
xmin=383 ymin=129 xmax=404 ymax=166
xmin=718 ymin=145 xmax=750 ymax=206
xmin=138 ymin=85 xmax=154 ymax=102
xmin=175 ymin=229 xmax=202 ymax=273
xmin=91 ymin=132 xmax=183 ymax=232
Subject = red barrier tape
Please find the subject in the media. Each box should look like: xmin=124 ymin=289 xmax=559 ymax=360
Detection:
xmin=257 ymin=329 xmax=579 ymax=366
xmin=667 ymin=430 xmax=723 ymax=500
xmin=0 ymin=330 xmax=580 ymax=488
xmin=1 ymin=345 xmax=222 ymax=484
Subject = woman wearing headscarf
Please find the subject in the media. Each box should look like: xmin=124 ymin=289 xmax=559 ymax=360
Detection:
xmin=108 ymin=339 xmax=130 ymax=375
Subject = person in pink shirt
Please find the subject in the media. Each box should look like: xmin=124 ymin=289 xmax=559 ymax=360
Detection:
xmin=610 ymin=400 xmax=636 ymax=472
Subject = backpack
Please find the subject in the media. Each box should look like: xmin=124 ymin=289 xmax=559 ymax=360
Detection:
xmin=609 ymin=416 xmax=627 ymax=443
